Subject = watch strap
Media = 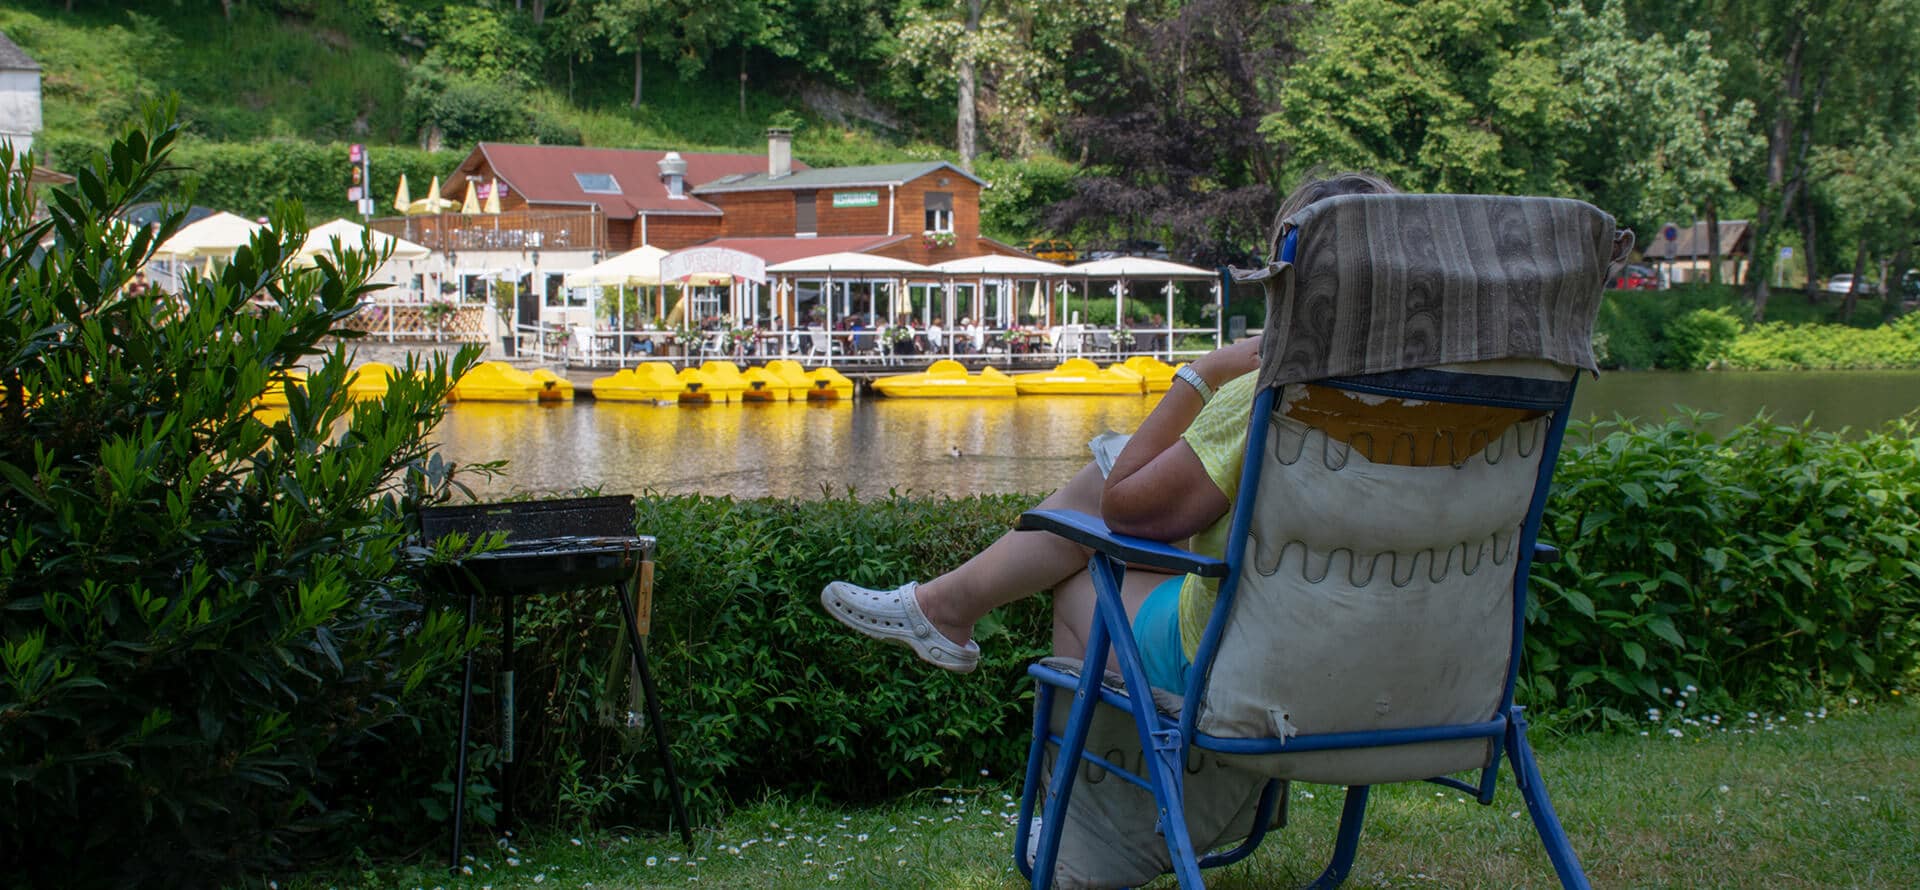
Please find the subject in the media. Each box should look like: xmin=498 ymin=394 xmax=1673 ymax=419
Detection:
xmin=1175 ymin=365 xmax=1214 ymax=404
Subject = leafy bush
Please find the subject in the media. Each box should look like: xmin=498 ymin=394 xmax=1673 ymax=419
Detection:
xmin=0 ymin=108 xmax=482 ymax=886
xmin=450 ymin=491 xmax=1047 ymax=829
xmin=1661 ymin=306 xmax=1742 ymax=369
xmin=451 ymin=413 xmax=1920 ymax=831
xmin=41 ymin=135 xmax=463 ymax=225
xmin=1527 ymin=414 xmax=1920 ymax=727
xmin=1721 ymin=313 xmax=1920 ymax=370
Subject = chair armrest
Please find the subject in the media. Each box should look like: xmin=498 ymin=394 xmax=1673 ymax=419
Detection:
xmin=1017 ymin=509 xmax=1230 ymax=578
xmin=1533 ymin=542 xmax=1561 ymax=563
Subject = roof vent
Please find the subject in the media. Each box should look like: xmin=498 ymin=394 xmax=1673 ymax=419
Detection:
xmin=658 ymin=151 xmax=687 ymax=199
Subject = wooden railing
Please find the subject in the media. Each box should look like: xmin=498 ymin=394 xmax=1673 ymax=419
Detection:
xmin=339 ymin=301 xmax=491 ymax=343
xmin=368 ymin=208 xmax=607 ymax=255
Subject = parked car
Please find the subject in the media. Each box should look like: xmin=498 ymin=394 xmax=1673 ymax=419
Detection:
xmin=1823 ymin=273 xmax=1878 ymax=295
xmin=1611 ymin=263 xmax=1659 ymax=290
xmin=1026 ymin=238 xmax=1077 ymax=262
xmin=1088 ymin=239 xmax=1170 ymax=261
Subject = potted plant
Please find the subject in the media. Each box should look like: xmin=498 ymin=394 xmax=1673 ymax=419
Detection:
xmin=921 ymin=230 xmax=956 ymax=249
xmin=420 ymin=298 xmax=458 ymax=331
xmin=490 ymin=280 xmax=521 ymax=356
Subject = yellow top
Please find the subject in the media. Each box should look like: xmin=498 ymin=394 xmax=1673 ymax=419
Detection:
xmin=1175 ymin=373 xmax=1535 ymax=656
xmin=1175 ymin=372 xmax=1259 ymax=655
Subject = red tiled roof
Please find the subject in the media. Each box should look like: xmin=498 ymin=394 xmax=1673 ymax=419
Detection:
xmin=691 ymin=235 xmax=908 ymax=265
xmin=450 ymin=143 xmax=808 ymax=219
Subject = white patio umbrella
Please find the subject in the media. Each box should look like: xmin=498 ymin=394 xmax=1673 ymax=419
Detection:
xmin=562 ymin=245 xmax=671 ymax=287
xmin=927 ymin=255 xmax=1069 ymax=276
xmin=296 ymin=218 xmax=431 ymax=266
xmin=1070 ymin=256 xmax=1217 ymax=356
xmin=152 ymin=211 xmax=265 ymax=261
xmin=765 ymin=252 xmax=933 ymax=276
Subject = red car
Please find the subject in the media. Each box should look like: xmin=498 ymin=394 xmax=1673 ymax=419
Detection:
xmin=1612 ymin=264 xmax=1659 ymax=290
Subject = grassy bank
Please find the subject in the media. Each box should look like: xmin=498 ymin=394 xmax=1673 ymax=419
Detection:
xmin=296 ymin=697 xmax=1916 ymax=889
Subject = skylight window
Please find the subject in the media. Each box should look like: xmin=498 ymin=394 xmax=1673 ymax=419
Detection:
xmin=574 ymin=173 xmax=621 ymax=194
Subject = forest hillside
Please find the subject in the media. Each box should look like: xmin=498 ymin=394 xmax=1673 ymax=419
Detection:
xmin=6 ymin=0 xmax=1917 ymax=316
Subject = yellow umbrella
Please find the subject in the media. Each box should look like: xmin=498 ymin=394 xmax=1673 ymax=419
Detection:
xmin=392 ymin=174 xmax=411 ymax=213
xmin=406 ymin=176 xmax=457 ymax=215
xmin=460 ymin=180 xmax=481 ymax=214
xmin=483 ymin=177 xmax=502 ymax=214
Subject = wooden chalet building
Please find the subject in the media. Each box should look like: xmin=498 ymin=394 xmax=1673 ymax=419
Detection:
xmin=384 ymin=129 xmax=1022 ymax=267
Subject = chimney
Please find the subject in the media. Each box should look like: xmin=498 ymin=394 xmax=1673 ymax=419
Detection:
xmin=766 ymin=127 xmax=793 ymax=179
xmin=658 ymin=151 xmax=687 ymax=198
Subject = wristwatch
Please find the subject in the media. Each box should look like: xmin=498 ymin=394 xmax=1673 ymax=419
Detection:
xmin=1174 ymin=365 xmax=1214 ymax=404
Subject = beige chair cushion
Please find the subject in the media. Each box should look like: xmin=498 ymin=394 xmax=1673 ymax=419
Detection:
xmin=1195 ymin=363 xmax=1565 ymax=784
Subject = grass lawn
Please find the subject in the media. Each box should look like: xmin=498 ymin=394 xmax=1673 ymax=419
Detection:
xmin=302 ymin=697 xmax=1916 ymax=889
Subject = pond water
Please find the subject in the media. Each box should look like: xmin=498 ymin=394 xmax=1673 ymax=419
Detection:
xmin=429 ymin=370 xmax=1920 ymax=500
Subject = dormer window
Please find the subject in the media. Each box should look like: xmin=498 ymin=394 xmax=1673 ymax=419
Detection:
xmin=924 ymin=191 xmax=954 ymax=233
xmin=574 ymin=173 xmax=621 ymax=194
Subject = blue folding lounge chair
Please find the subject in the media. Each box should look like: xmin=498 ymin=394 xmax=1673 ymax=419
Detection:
xmin=1013 ymin=193 xmax=1628 ymax=889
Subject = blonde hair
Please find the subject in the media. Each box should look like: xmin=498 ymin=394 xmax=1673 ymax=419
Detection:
xmin=1268 ymin=171 xmax=1399 ymax=259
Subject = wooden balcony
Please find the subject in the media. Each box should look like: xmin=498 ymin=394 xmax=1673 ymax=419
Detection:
xmin=368 ymin=208 xmax=607 ymax=255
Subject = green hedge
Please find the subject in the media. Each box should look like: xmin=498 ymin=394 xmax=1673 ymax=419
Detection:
xmin=436 ymin=413 xmax=1920 ymax=843
xmin=42 ymin=134 xmax=464 ymax=225
xmin=1528 ymin=415 xmax=1920 ymax=725
xmin=1721 ymin=313 xmax=1920 ymax=370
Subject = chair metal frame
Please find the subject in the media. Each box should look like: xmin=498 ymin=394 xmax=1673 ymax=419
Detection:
xmin=1011 ymin=231 xmax=1593 ymax=889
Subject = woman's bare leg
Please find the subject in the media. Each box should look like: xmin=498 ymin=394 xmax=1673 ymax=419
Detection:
xmin=1050 ymin=566 xmax=1176 ymax=662
xmin=914 ymin=461 xmax=1107 ymax=645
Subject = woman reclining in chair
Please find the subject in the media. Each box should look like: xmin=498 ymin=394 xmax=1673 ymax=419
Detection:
xmin=821 ymin=172 xmax=1538 ymax=693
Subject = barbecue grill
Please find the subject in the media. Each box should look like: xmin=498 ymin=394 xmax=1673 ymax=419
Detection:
xmin=416 ymin=495 xmax=691 ymax=869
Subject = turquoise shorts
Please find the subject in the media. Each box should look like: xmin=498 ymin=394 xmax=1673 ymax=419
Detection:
xmin=1131 ymin=575 xmax=1192 ymax=693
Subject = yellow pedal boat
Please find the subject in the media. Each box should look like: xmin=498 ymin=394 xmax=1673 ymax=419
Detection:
xmin=453 ymin=361 xmax=543 ymax=402
xmin=767 ymin=359 xmax=853 ymax=400
xmin=697 ymin=361 xmax=751 ymax=403
xmin=740 ymin=366 xmax=794 ymax=402
xmin=873 ymin=359 xmax=1016 ymax=398
xmin=1013 ymin=358 xmax=1147 ymax=396
xmin=530 ymin=368 xmax=575 ymax=401
xmin=590 ymin=363 xmax=684 ymax=402
xmin=674 ymin=367 xmax=725 ymax=403
xmin=804 ymin=367 xmax=855 ymax=400
xmin=255 ymin=368 xmax=307 ymax=407
xmin=347 ymin=362 xmax=397 ymax=400
xmin=1120 ymin=355 xmax=1181 ymax=393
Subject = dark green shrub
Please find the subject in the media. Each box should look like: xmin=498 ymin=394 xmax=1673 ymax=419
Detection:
xmin=1722 ymin=314 xmax=1920 ymax=369
xmin=1527 ymin=414 xmax=1920 ymax=727
xmin=41 ymin=134 xmax=464 ymax=225
xmin=464 ymin=491 xmax=1047 ymax=828
xmin=0 ymin=106 xmax=482 ymax=886
xmin=1661 ymin=306 xmax=1742 ymax=369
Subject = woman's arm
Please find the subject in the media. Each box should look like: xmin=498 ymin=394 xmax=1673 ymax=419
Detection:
xmin=1101 ymin=335 xmax=1263 ymax=541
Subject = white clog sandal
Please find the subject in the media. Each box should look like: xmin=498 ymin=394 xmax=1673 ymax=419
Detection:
xmin=820 ymin=580 xmax=980 ymax=673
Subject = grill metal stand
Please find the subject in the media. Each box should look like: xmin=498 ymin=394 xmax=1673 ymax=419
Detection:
xmin=419 ymin=497 xmax=693 ymax=871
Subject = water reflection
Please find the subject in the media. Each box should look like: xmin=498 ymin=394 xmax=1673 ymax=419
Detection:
xmin=432 ymin=395 xmax=1163 ymax=499
xmin=431 ymin=370 xmax=1920 ymax=500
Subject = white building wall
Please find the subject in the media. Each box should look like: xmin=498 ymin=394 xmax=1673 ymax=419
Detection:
xmin=0 ymin=70 xmax=43 ymax=159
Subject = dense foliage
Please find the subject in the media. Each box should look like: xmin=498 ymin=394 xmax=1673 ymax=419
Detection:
xmin=1529 ymin=414 xmax=1920 ymax=725
xmin=0 ymin=111 xmax=483 ymax=886
xmin=10 ymin=0 xmax=1919 ymax=298
xmin=402 ymin=419 xmax=1919 ymax=845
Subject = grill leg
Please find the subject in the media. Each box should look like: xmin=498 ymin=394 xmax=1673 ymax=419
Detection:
xmin=617 ymin=583 xmax=694 ymax=848
xmin=450 ymin=590 xmax=478 ymax=872
xmin=501 ymin=595 xmax=517 ymax=827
